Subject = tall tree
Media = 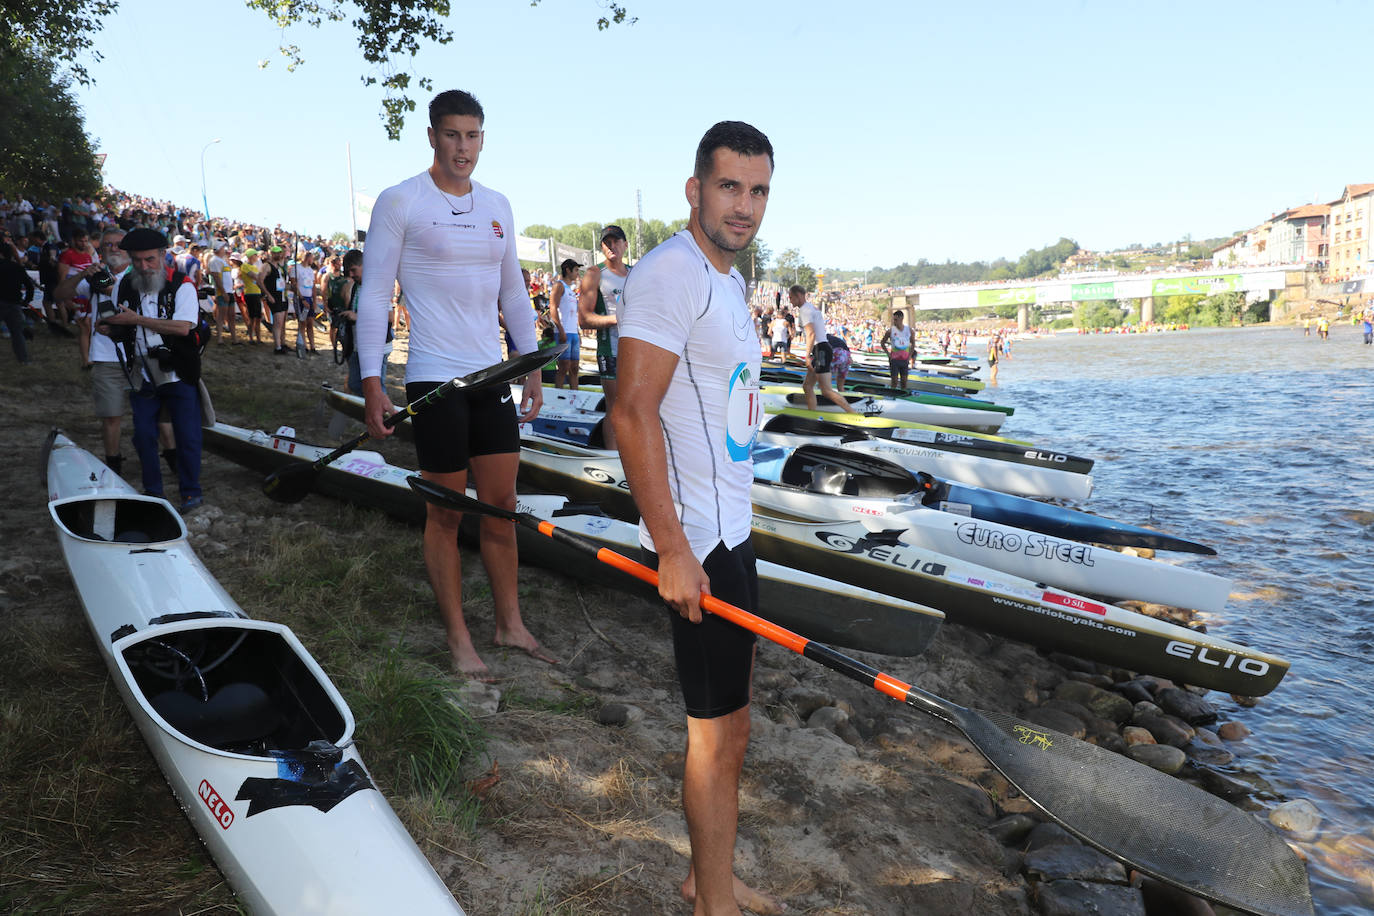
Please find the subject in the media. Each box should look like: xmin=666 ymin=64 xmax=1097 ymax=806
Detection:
xmin=0 ymin=39 xmax=103 ymax=198
xmin=5 ymin=0 xmax=633 ymax=140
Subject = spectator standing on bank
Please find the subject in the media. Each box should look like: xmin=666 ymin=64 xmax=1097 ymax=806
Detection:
xmin=578 ymin=224 xmax=631 ymax=450
xmin=0 ymin=237 xmax=36 ymax=363
xmin=98 ymin=228 xmax=204 ymax=512
xmin=240 ymin=248 xmax=265 ymax=343
xmin=550 ymin=257 xmax=581 ymax=389
xmin=260 ymin=245 xmax=289 ymax=353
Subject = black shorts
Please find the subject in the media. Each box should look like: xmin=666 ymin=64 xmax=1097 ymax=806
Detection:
xmin=405 ymin=381 xmax=519 ymax=474
xmin=810 ymin=341 xmax=834 ymax=374
xmin=244 ymin=294 xmax=263 ymax=320
xmin=645 ymin=539 xmax=759 ymax=719
xmin=597 ymin=351 xmax=617 ymax=379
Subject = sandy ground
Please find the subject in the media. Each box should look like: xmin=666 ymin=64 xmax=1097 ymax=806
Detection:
xmin=0 ymin=322 xmax=1090 ymax=915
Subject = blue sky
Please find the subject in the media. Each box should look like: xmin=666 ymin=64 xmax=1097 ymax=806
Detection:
xmin=75 ymin=0 xmax=1374 ymax=271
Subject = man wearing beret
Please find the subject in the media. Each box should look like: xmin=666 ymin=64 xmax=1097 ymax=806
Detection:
xmin=100 ymin=227 xmax=205 ymax=511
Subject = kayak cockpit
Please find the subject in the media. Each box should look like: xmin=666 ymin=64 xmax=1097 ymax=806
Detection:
xmin=119 ymin=621 xmax=350 ymax=758
xmin=50 ymin=495 xmax=185 ymax=544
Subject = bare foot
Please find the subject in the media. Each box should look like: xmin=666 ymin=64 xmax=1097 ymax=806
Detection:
xmin=493 ymin=624 xmax=559 ymax=665
xmin=681 ymin=872 xmax=785 ymax=915
xmin=449 ymin=640 xmax=496 ymax=683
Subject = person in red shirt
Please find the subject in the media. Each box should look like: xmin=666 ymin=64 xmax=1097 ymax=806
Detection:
xmin=57 ymin=229 xmax=97 ymax=326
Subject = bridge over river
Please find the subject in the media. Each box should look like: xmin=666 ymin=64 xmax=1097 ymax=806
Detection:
xmin=892 ymin=264 xmax=1304 ymax=328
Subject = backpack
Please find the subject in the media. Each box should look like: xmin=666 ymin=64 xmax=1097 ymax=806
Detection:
xmin=118 ymin=268 xmax=211 ymax=383
xmin=327 ymin=274 xmax=350 ymax=317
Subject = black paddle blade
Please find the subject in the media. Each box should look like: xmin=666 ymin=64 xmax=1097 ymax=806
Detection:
xmin=946 ymin=702 xmax=1312 ymax=916
xmin=261 ymin=463 xmax=316 ymax=504
xmin=406 ymin=476 xmax=521 ymax=521
xmin=453 ymin=343 xmax=564 ymax=393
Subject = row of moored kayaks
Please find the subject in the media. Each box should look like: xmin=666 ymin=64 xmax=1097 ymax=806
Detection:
xmin=41 ymin=349 xmax=1290 ymax=914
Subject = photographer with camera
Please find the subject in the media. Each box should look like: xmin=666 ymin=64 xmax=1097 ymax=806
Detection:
xmin=99 ymin=227 xmax=205 ymax=512
xmin=55 ymin=228 xmax=135 ymax=472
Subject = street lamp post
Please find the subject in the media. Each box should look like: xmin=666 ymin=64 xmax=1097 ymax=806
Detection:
xmin=200 ymin=138 xmax=221 ymax=220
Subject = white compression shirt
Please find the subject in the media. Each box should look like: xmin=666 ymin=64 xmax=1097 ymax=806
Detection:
xmin=620 ymin=231 xmax=762 ymax=560
xmin=356 ymin=172 xmax=537 ymax=383
xmin=799 ymin=300 xmax=825 ymax=344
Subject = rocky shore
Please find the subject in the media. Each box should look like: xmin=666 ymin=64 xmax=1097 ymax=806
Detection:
xmin=0 ymin=324 xmax=1349 ymax=914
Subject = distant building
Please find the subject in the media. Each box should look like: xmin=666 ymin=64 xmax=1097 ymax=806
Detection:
xmin=1212 ymin=221 xmax=1274 ymax=267
xmin=1268 ymin=203 xmax=1329 ymax=267
xmin=1328 ymin=183 xmax=1374 ymax=280
xmin=1062 ymin=250 xmax=1098 ymax=270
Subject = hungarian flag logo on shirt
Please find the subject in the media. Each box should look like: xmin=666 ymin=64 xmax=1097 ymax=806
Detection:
xmin=491 ymin=220 xmax=504 ymax=238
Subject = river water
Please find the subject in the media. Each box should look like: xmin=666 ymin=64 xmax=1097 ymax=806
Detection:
xmin=987 ymin=324 xmax=1374 ymax=915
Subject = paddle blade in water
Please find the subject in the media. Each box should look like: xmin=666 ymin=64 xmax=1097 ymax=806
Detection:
xmin=947 ymin=702 xmax=1313 ymax=916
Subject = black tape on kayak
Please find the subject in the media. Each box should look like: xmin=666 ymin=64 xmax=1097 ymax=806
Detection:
xmin=236 ymin=758 xmax=374 ymax=817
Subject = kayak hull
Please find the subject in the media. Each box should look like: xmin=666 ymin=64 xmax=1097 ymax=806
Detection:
xmin=749 ymin=481 xmax=1232 ymax=613
xmin=44 ymin=432 xmax=463 ymax=915
xmin=748 ymin=511 xmax=1286 ymax=697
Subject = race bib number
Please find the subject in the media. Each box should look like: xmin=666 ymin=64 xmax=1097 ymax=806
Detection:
xmin=725 ymin=362 xmax=761 ymax=461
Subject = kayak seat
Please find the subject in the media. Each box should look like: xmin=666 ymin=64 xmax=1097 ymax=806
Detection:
xmin=810 ymin=465 xmax=851 ymax=495
xmin=152 ymin=682 xmax=282 ymax=749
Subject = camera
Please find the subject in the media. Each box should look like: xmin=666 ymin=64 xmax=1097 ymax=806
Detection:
xmin=148 ymin=345 xmax=174 ymax=371
xmin=96 ymin=298 xmax=135 ymax=346
xmin=88 ymin=265 xmax=115 ymax=293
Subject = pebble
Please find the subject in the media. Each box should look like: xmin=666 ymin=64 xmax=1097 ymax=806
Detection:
xmin=1065 ymin=671 xmax=1115 ymax=689
xmin=1042 ymin=697 xmax=1095 ymax=724
xmin=1127 ymin=744 xmax=1187 ymax=774
xmin=806 ymin=705 xmax=849 ymax=731
xmin=988 ymin=813 xmax=1037 ymax=846
xmin=1121 ymin=726 xmax=1156 ymax=747
xmin=453 ymin=681 xmax=501 ymax=716
xmin=1047 ymin=652 xmax=1098 ymax=673
xmin=1155 ymin=687 xmax=1218 ymax=725
xmin=1131 ymin=873 xmax=1216 ymax=915
xmin=1035 ymin=880 xmax=1145 ymax=916
xmin=1131 ymin=700 xmax=1164 ymax=721
xmin=1230 ymin=693 xmax=1260 ymax=708
xmin=1114 ymin=680 xmax=1155 ymax=705
xmin=1133 ymin=714 xmax=1193 ymax=748
xmin=1195 ymin=765 xmax=1251 ymax=799
xmin=768 ymin=706 xmax=802 ymax=729
xmin=1183 ymin=743 xmax=1235 ymax=767
xmin=1053 ymin=681 xmax=1133 ymax=723
xmin=781 ymin=685 xmax=831 ymax=719
xmin=1024 ymin=843 xmax=1129 ymax=883
xmin=1217 ymin=721 xmax=1251 ymax=741
xmin=573 ymin=668 xmax=619 ymax=690
xmin=1025 ymin=707 xmax=1087 ymax=740
xmin=1269 ymin=799 xmax=1322 ymax=839
xmin=1026 ymin=821 xmax=1079 ymax=850
xmin=1190 ymin=726 xmax=1222 ymax=747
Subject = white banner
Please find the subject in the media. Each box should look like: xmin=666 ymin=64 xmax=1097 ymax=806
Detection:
xmin=353 ymin=192 xmax=376 ymax=234
xmin=516 ymin=235 xmax=551 ymax=263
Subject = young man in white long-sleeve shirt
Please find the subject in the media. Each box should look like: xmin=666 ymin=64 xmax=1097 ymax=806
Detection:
xmin=357 ymin=89 xmax=554 ymax=681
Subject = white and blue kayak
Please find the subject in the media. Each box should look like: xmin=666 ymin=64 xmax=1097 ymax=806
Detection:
xmin=750 ymin=443 xmax=1233 ymax=614
xmin=44 ymin=431 xmax=465 ymax=916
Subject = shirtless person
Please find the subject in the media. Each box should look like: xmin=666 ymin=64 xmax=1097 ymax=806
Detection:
xmin=794 ymin=284 xmax=856 ymax=413
xmin=612 ymin=121 xmax=783 ymax=916
xmin=357 ymin=88 xmax=554 ymax=680
xmin=578 ymin=224 xmax=630 ymax=450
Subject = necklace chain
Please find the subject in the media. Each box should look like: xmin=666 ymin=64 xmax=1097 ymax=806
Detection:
xmin=437 ymin=184 xmax=474 ymax=216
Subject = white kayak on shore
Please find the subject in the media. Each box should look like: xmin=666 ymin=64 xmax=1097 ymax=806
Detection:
xmin=748 ymin=480 xmax=1231 ymax=614
xmin=43 ymin=431 xmax=464 ymax=916
xmin=755 ymin=428 xmax=1094 ymax=502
